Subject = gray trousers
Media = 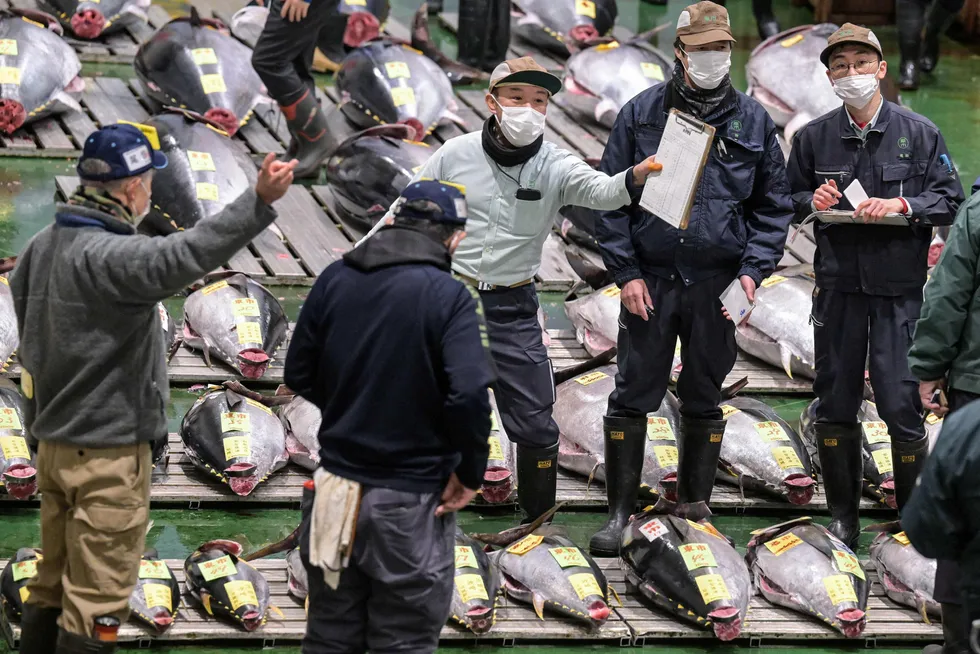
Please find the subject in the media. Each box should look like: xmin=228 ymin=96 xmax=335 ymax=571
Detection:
xmin=300 ymin=487 xmax=455 ymax=654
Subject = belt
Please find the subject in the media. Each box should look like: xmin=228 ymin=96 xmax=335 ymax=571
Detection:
xmin=456 ymin=273 xmax=534 ymax=292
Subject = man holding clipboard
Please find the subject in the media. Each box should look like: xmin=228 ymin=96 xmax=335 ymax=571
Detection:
xmin=786 ymin=24 xmax=963 ymax=551
xmin=590 ymin=1 xmax=794 ymax=555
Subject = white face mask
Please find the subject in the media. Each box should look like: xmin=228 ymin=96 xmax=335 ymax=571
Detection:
xmin=491 ymin=97 xmax=546 ymax=148
xmin=131 ymin=179 xmax=151 ymax=226
xmin=683 ymin=49 xmax=732 ymax=90
xmin=832 ymin=73 xmax=880 ymax=109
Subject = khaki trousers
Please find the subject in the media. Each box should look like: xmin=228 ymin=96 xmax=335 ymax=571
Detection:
xmin=26 ymin=441 xmax=151 ymax=637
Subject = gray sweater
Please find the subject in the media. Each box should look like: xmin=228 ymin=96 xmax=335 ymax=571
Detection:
xmin=10 ymin=188 xmax=277 ymax=448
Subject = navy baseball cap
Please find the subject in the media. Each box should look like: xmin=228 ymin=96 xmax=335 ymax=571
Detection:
xmin=77 ymin=124 xmax=168 ymax=182
xmin=393 ymin=180 xmax=467 ymax=227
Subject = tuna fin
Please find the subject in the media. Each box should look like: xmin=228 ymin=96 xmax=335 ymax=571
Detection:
xmin=532 ymin=592 xmax=546 ymax=620
xmin=144 ymin=520 xmax=155 ymax=536
xmin=244 ymin=523 xmax=302 ymax=561
xmin=202 ymin=343 xmax=212 ymax=369
xmin=626 ymin=22 xmax=672 ymax=45
xmin=607 ymin=585 xmax=623 ymax=607
xmin=779 ymin=345 xmax=794 ymax=380
xmin=861 ymin=520 xmax=902 ymax=534
xmin=274 ymin=385 xmax=296 ymax=397
xmin=411 ymin=3 xmax=489 ymax=86
xmin=563 ymin=247 xmax=613 ymax=291
xmin=919 ymin=598 xmax=932 ymax=625
xmin=746 ymin=517 xmax=813 ymax=545
xmin=470 ymin=503 xmax=564 ymax=546
xmin=720 ymin=377 xmax=749 ymax=400
xmin=167 ymin=336 xmax=182 ymax=364
xmin=553 ymin=347 xmax=617 ymax=385
xmin=268 ymin=605 xmax=285 ymax=620
xmin=189 ymin=5 xmax=202 ymax=26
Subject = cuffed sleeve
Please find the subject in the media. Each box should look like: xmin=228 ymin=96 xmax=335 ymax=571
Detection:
xmin=904 ymin=131 xmax=964 ymax=226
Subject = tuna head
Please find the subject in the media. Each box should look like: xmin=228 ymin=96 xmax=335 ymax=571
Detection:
xmin=280 ymin=395 xmax=322 ymax=471
xmin=339 ymin=0 xmax=389 ymax=47
xmin=451 ymin=529 xmax=500 ymax=633
xmin=481 ymin=390 xmax=516 ymax=504
xmin=130 ymin=552 xmax=180 ymax=632
xmin=565 ymin=285 xmax=620 ymax=356
xmin=40 ymin=0 xmax=149 ymax=39
xmin=0 ymin=388 xmax=36 ymax=500
xmin=0 ymin=548 xmax=42 ymax=618
xmin=183 ymin=541 xmax=271 ymax=631
xmin=868 ymin=529 xmax=940 ymax=620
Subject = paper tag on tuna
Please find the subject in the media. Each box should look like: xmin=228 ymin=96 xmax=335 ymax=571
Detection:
xmin=390 ymin=86 xmax=416 ymax=108
xmin=19 ymin=586 xmax=29 ymax=603
xmin=0 ymin=40 xmax=17 ymax=56
xmin=862 ymin=421 xmax=890 ymax=444
xmin=893 ymin=532 xmax=910 ymax=546
xmin=680 ymin=543 xmax=717 ymax=570
xmin=695 ymin=573 xmax=730 ymax=604
xmin=687 ymin=519 xmax=724 ymax=540
xmin=345 ymin=0 xmax=367 ymax=4
xmin=832 ymin=549 xmax=865 ymax=581
xmin=549 ymin=547 xmax=589 ymax=569
xmin=653 ymin=445 xmax=678 ymax=468
xmin=455 ymin=546 xmax=478 ymax=569
xmin=823 ymin=574 xmax=858 ymax=605
xmin=721 ymin=405 xmax=740 ymax=419
xmin=568 ymin=572 xmax=603 ymax=600
xmin=12 ymin=559 xmax=37 ymax=582
xmin=871 ymin=448 xmax=893 ymax=474
xmin=487 ymin=435 xmax=504 ymax=461
xmin=385 ymin=61 xmax=411 ymax=79
xmin=0 ymin=67 xmax=21 ymax=85
xmin=761 ymin=275 xmax=787 ymax=287
xmin=201 ymin=280 xmax=229 ymax=295
xmin=200 ymin=73 xmax=227 ymax=94
xmin=647 ymin=417 xmax=675 ymax=441
xmin=237 ymin=322 xmax=262 ymax=344
xmin=754 ymin=421 xmax=789 ymax=442
xmin=506 ymin=534 xmax=543 ymax=555
xmin=764 ymin=532 xmax=803 ymax=556
xmin=0 ymin=435 xmax=29 ymax=460
xmin=223 ymin=436 xmax=251 ymax=460
xmin=115 ymin=121 xmax=161 ymax=150
xmin=232 ymin=298 xmax=260 ymax=318
xmin=575 ymin=371 xmax=607 ymax=385
xmin=198 ymin=555 xmax=237 ymax=582
xmin=780 ymin=33 xmax=805 ymax=47
xmin=640 ymin=62 xmax=664 ymax=81
xmin=196 ymin=182 xmax=220 ymax=202
xmin=224 ymin=579 xmax=258 ymax=610
xmin=221 ymin=412 xmax=251 ymax=434
xmin=139 ymin=559 xmax=172 ymax=580
xmin=772 ymin=446 xmax=804 ymax=470
xmin=601 ymin=285 xmax=621 ymax=297
xmin=639 ymin=518 xmax=667 ymax=542
xmin=245 ymin=398 xmax=273 ymax=415
xmin=143 ymin=582 xmax=173 ymax=611
xmin=575 ymin=0 xmax=596 ymax=18
xmin=187 ymin=150 xmax=216 ymax=172
xmin=0 ymin=276 xmax=7 ymax=286
xmin=191 ymin=48 xmax=219 ymax=66
xmin=455 ymin=573 xmax=489 ymax=603
xmin=490 ymin=410 xmax=499 ymax=432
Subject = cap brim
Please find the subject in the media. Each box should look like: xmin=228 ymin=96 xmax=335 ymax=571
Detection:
xmin=679 ymin=30 xmax=736 ymax=46
xmin=151 ymin=151 xmax=168 ymax=170
xmin=820 ymin=40 xmax=884 ymax=67
xmin=490 ymin=70 xmax=562 ymax=96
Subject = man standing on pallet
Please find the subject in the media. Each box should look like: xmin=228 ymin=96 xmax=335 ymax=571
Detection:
xmin=357 ymin=56 xmax=661 ymax=523
xmin=11 ymin=124 xmax=296 ymax=654
xmin=590 ymin=1 xmax=794 ymax=556
xmin=786 ymin=24 xmax=963 ymax=550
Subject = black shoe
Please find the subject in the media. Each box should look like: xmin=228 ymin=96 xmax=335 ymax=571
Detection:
xmin=892 ymin=434 xmax=929 ymax=512
xmin=588 ymin=416 xmax=646 ymax=557
xmin=675 ymin=416 xmax=726 ymax=519
xmin=278 ymin=89 xmax=332 ymax=179
xmin=815 ymin=423 xmax=863 ymax=551
xmin=896 ymin=0 xmax=924 ymax=91
xmin=921 ymin=2 xmax=958 ymax=73
xmin=55 ymin=628 xmax=118 ymax=654
xmin=899 ymin=60 xmax=921 ymax=90
xmin=19 ymin=604 xmax=62 ymax=654
xmin=516 ymin=442 xmax=558 ymax=524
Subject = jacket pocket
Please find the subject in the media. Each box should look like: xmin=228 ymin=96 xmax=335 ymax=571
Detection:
xmin=880 ymin=162 xmax=928 ymax=200
xmin=815 ymin=165 xmax=854 ymax=200
xmin=507 ymin=198 xmax=549 ymax=237
xmin=705 ymin=137 xmax=761 ymax=201
xmin=73 ymin=503 xmax=149 ymax=588
xmin=523 ymin=345 xmax=556 ymax=406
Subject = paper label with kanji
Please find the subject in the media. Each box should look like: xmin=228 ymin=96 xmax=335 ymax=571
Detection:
xmin=640 ymin=62 xmax=664 ymax=80
xmin=390 ymin=86 xmax=416 ymax=107
xmin=237 ymin=322 xmax=262 ymax=344
xmin=832 ymin=549 xmax=865 ymax=580
xmin=201 ymin=280 xmax=228 ymax=295
xmin=925 ymin=413 xmax=942 ymax=426
xmin=191 ymin=48 xmax=219 ymax=65
xmin=345 ymin=0 xmax=367 ymax=4
xmin=224 ymin=579 xmax=258 ymax=610
xmin=200 ymin=73 xmax=226 ymax=94
xmin=568 ymin=572 xmax=603 ymax=600
xmin=455 ymin=546 xmax=478 ymax=569
xmin=893 ymin=532 xmax=910 ymax=546
xmin=220 ymin=412 xmax=251 ymax=433
xmin=764 ymin=533 xmax=803 ymax=556
xmin=862 ymin=422 xmax=891 ymax=445
xmin=196 ymin=182 xmax=219 ymax=202
xmin=19 ymin=586 xmax=29 ymax=603
xmin=823 ymin=574 xmax=858 ymax=605
xmin=772 ymin=446 xmax=804 ymax=470
xmin=0 ymin=67 xmax=20 ymax=85
xmin=687 ymin=520 xmax=724 ymax=540
xmin=506 ymin=534 xmax=543 ymax=555
xmin=232 ymin=298 xmax=260 ymax=317
xmin=0 ymin=435 xmax=29 ymax=460
xmin=223 ymin=436 xmax=251 ymax=460
xmin=639 ymin=518 xmax=667 ymax=542
xmin=487 ymin=436 xmax=504 ymax=461
xmin=575 ymin=371 xmax=607 ymax=385
xmin=653 ymin=445 xmax=678 ymax=468
xmin=139 ymin=559 xmax=172 ymax=580
xmin=245 ymin=398 xmax=272 ymax=415
xmin=12 ymin=559 xmax=37 ymax=582
xmin=575 ymin=0 xmax=596 ymax=18
xmin=871 ymin=448 xmax=893 ymax=474
xmin=0 ymin=40 xmax=17 ymax=56
xmin=549 ymin=547 xmax=590 ymax=569
xmin=721 ymin=405 xmax=740 ymax=419
xmin=695 ymin=573 xmax=731 ymax=604
xmin=455 ymin=574 xmax=489 ymax=603
xmin=143 ymin=582 xmax=173 ymax=611
xmin=680 ymin=543 xmax=717 ymax=570
xmin=385 ymin=61 xmax=411 ymax=79
xmin=601 ymin=286 xmax=621 ymax=297
xmin=198 ymin=555 xmax=237 ymax=582
xmin=187 ymin=150 xmax=216 ymax=172
xmin=647 ymin=417 xmax=675 ymax=441
xmin=754 ymin=421 xmax=790 ymax=442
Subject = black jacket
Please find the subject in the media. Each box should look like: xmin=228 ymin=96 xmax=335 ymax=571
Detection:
xmin=787 ymin=99 xmax=964 ymax=295
xmin=283 ymin=226 xmax=495 ymax=493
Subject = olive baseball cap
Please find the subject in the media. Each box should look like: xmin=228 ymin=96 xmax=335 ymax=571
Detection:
xmin=676 ymin=1 xmax=736 ymax=46
xmin=820 ymin=23 xmax=884 ymax=67
xmin=488 ymin=56 xmax=563 ymax=96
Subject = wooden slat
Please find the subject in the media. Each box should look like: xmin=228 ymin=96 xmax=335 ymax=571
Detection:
xmin=271 ymin=186 xmax=350 ymax=276
xmin=550 ymin=93 xmax=610 ymax=145
xmin=309 ymin=185 xmax=367 ymax=243
xmin=95 ymin=77 xmax=150 ymax=123
xmin=30 ymin=117 xmax=74 ymax=152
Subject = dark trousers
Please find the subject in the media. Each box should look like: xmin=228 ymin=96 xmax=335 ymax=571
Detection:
xmin=300 ymin=487 xmax=455 ymax=654
xmin=480 ymin=284 xmax=558 ymax=448
xmin=252 ymin=0 xmax=341 ymax=106
xmin=457 ymin=0 xmax=510 ymax=72
xmin=608 ymin=273 xmax=737 ymax=420
xmin=811 ymin=288 xmax=925 ymax=443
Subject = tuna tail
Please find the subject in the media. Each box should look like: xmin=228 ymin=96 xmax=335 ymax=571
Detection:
xmin=862 ymin=519 xmax=903 ymax=534
xmin=720 ymin=376 xmax=750 ymax=400
xmin=553 ymin=347 xmax=617 ymax=385
xmin=221 ymin=381 xmax=294 ymax=407
xmin=411 ymin=3 xmax=490 ymax=86
xmin=469 ymin=503 xmax=564 ymax=546
xmin=243 ymin=525 xmax=302 ymax=561
xmin=564 ymin=249 xmax=613 ymax=291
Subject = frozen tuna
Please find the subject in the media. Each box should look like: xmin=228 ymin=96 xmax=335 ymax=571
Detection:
xmin=39 ymin=0 xmax=148 ymax=39
xmin=450 ymin=528 xmax=500 ymax=634
xmin=279 ymin=393 xmax=321 ymax=471
xmin=869 ymin=525 xmax=939 ymax=620
xmin=184 ymin=540 xmax=273 ymax=631
xmin=129 ymin=551 xmax=180 ymax=632
xmin=511 ymin=0 xmax=617 ymax=57
xmin=0 ymin=386 xmax=34 ymax=500
xmin=480 ymin=389 xmax=518 ymax=504
xmin=0 ymin=548 xmax=41 ymax=620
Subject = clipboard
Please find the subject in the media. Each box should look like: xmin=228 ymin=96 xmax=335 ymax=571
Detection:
xmin=816 ymin=210 xmax=910 ymax=226
xmin=638 ymin=109 xmax=715 ymax=230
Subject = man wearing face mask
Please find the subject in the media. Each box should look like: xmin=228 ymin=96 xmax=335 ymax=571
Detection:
xmin=10 ymin=124 xmax=296 ymax=654
xmin=591 ymin=1 xmax=794 ymax=555
xmin=356 ymin=56 xmax=660 ymax=524
xmin=786 ymin=24 xmax=963 ymax=551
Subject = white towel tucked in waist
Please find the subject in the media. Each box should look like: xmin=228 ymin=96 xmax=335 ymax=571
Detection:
xmin=308 ymin=468 xmax=361 ymax=590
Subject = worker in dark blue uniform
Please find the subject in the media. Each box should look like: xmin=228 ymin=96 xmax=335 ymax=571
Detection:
xmin=284 ymin=180 xmax=495 ymax=654
xmin=786 ymin=24 xmax=964 ymax=550
xmin=590 ymin=0 xmax=795 ymax=556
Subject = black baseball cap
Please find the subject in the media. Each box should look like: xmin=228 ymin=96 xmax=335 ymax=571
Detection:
xmin=393 ymin=180 xmax=467 ymax=227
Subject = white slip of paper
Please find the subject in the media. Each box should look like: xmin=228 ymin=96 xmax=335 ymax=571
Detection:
xmin=638 ymin=114 xmax=711 ymax=229
xmin=720 ymin=278 xmax=753 ymax=325
xmin=843 ymin=178 xmax=869 ymax=210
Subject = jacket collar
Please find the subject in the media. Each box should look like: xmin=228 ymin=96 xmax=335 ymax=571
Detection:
xmin=343 ymin=225 xmax=452 ymax=272
xmin=54 ymin=203 xmax=136 ymax=235
xmin=838 ymin=97 xmax=893 ymax=139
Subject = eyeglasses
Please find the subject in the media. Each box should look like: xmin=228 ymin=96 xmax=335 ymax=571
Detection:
xmin=829 ymin=59 xmax=879 ymax=78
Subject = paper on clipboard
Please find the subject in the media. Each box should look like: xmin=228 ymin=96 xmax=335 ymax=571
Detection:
xmin=639 ymin=109 xmax=715 ymax=230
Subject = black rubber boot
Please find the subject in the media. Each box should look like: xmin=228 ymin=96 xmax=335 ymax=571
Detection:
xmin=278 ymin=88 xmax=332 ymax=179
xmin=753 ymin=0 xmax=780 ymax=40
xmin=815 ymin=423 xmax=863 ymax=551
xmin=484 ymin=0 xmax=511 ymax=72
xmin=921 ymin=2 xmax=958 ymax=73
xmin=675 ymin=416 xmax=726 ymax=521
xmin=55 ymin=628 xmax=118 ymax=654
xmin=588 ymin=416 xmax=647 ymax=557
xmin=427 ymin=0 xmax=444 ymax=14
xmin=457 ymin=0 xmax=492 ymax=71
xmin=892 ymin=434 xmax=929 ymax=512
xmin=896 ymin=0 xmax=925 ymax=90
xmin=19 ymin=604 xmax=62 ymax=654
xmin=516 ymin=442 xmax=558 ymax=524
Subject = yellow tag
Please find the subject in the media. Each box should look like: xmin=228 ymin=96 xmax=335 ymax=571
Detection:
xmin=0 ymin=408 xmax=22 ymax=431
xmin=490 ymin=410 xmax=498 ymax=432
xmin=246 ymin=397 xmax=273 ymax=415
xmin=487 ymin=436 xmax=504 ymax=461
xmin=0 ymin=40 xmax=17 ymax=56
xmin=345 ymin=0 xmax=367 ymax=5
xmin=647 ymin=417 xmax=675 ymax=441
xmin=832 ymin=549 xmax=866 ymax=581
xmin=764 ymin=533 xmax=803 ymax=556
xmin=139 ymin=560 xmax=172 ymax=580
xmin=925 ymin=413 xmax=942 ymax=425
xmin=19 ymin=586 xmax=29 ymax=603
xmin=506 ymin=534 xmax=543 ymax=555
xmin=454 ymin=546 xmax=478 ymax=569
xmin=12 ymin=559 xmax=37 ymax=582
xmin=761 ymin=275 xmax=787 ymax=288
xmin=568 ymin=573 xmax=603 ymax=600
xmin=223 ymin=436 xmax=251 ymax=460
xmin=232 ymin=298 xmax=260 ymax=318
xmin=772 ymin=446 xmax=804 ymax=470
xmin=21 ymin=370 xmax=32 ymax=400
xmin=754 ymin=421 xmax=789 ymax=442
xmin=455 ymin=573 xmax=489 ymax=603
xmin=640 ymin=62 xmax=664 ymax=81
xmin=823 ymin=574 xmax=858 ymax=605
xmin=198 ymin=555 xmax=237 ymax=582
xmin=384 ymin=61 xmax=411 ymax=79
xmin=21 ymin=16 xmax=44 ymax=28
xmin=196 ymin=182 xmax=220 ymax=202
xmin=687 ymin=520 xmax=724 ymax=540
xmin=191 ymin=48 xmax=219 ymax=66
xmin=0 ymin=435 xmax=29 ymax=460
xmin=780 ymin=34 xmax=805 ymax=48
xmin=601 ymin=286 xmax=621 ymax=297
xmin=679 ymin=543 xmax=717 ymax=570
xmin=116 ymin=120 xmax=161 ymax=150
xmin=390 ymin=86 xmax=416 ymax=107
xmin=721 ymin=405 xmax=740 ymax=419
xmin=201 ymin=280 xmax=229 ymax=295
xmin=575 ymin=371 xmax=608 ymax=385
xmin=187 ymin=150 xmax=216 ymax=172
xmin=695 ymin=573 xmax=731 ymax=604
xmin=143 ymin=583 xmax=173 ymax=611
xmin=439 ymin=180 xmax=466 ymax=193
xmin=893 ymin=532 xmax=910 ymax=546
xmin=872 ymin=448 xmax=893 ymax=474
xmin=220 ymin=412 xmax=251 ymax=434
xmin=200 ymin=73 xmax=226 ymax=94
xmin=862 ymin=421 xmax=891 ymax=445
xmin=0 ymin=276 xmax=7 ymax=286
xmin=575 ymin=0 xmax=596 ymax=18
xmin=653 ymin=445 xmax=678 ymax=468
xmin=224 ymin=579 xmax=258 ymax=610
xmin=237 ymin=322 xmax=262 ymax=344
xmin=0 ymin=67 xmax=22 ymax=85
xmin=549 ymin=547 xmax=590 ymax=568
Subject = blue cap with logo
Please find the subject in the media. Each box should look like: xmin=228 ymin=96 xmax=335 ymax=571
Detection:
xmin=77 ymin=124 xmax=168 ymax=182
xmin=392 ymin=180 xmax=468 ymax=227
